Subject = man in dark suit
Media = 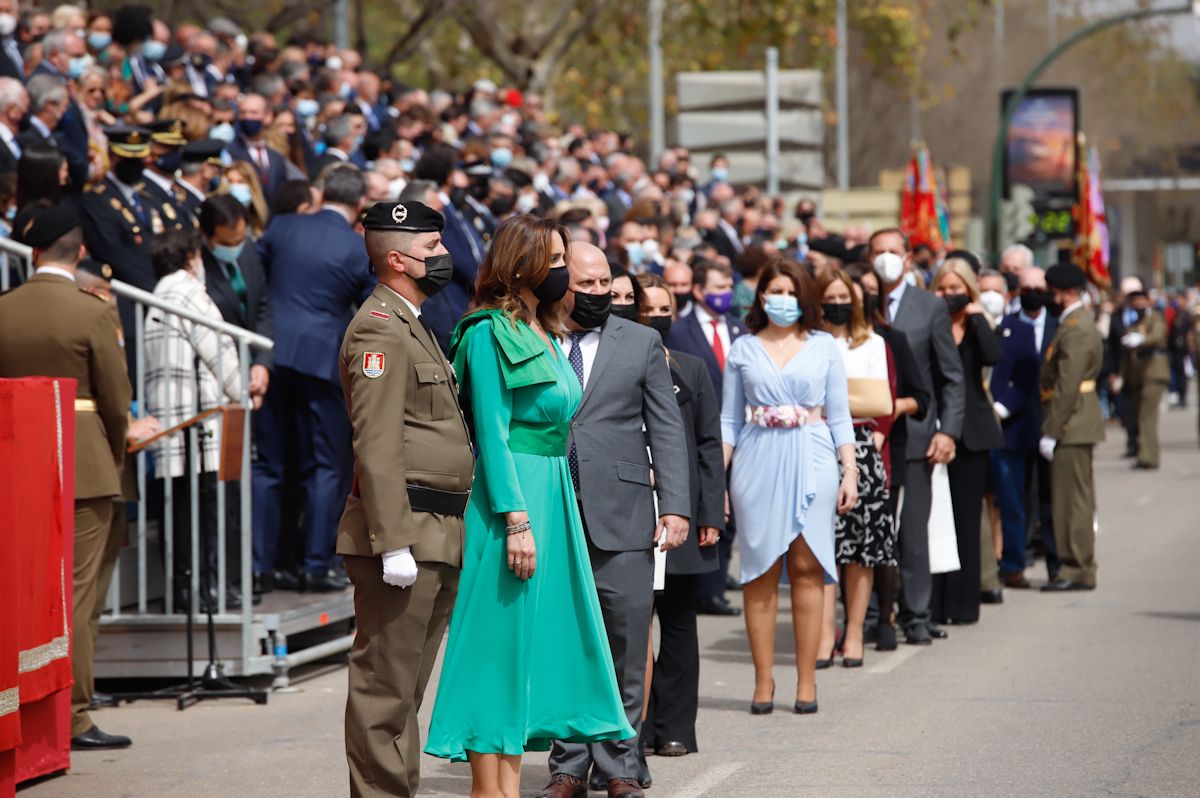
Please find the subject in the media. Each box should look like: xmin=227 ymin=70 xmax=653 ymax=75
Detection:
xmin=225 ymin=93 xmax=288 ymax=208
xmin=871 ymin=229 xmax=964 ymax=645
xmin=308 ymin=112 xmax=364 ymax=180
xmin=0 ymin=0 xmax=24 ymax=82
xmin=0 ymin=75 xmax=25 ymax=173
xmin=703 ymin=198 xmax=745 ymax=263
xmin=1107 ymin=275 xmax=1148 ymax=458
xmin=540 ymin=242 xmax=689 ymax=798
xmin=176 ymin=138 xmax=222 ymax=219
xmin=664 ymin=258 xmax=744 ymax=615
xmin=254 ymin=166 xmax=374 ymax=592
xmin=33 ymin=30 xmax=91 ymax=189
xmin=16 ymin=73 xmax=65 ymax=153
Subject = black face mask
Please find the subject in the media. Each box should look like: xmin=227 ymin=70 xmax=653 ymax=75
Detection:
xmin=944 ymin=294 xmax=970 ymax=315
xmin=533 ymin=266 xmax=570 ymax=303
xmin=863 ymin=294 xmax=880 ymax=319
xmin=821 ymin=302 xmax=852 ymax=326
xmin=1020 ymin=290 xmax=1049 ymax=313
xmin=488 ymin=195 xmax=515 ymax=217
xmin=570 ymin=290 xmax=611 ymax=329
xmin=467 ymin=180 xmax=489 ymax=201
xmin=646 ymin=315 xmax=672 ymax=340
xmin=113 ymin=157 xmax=145 ymax=185
xmin=402 ymin=251 xmax=453 ymax=297
xmin=672 ymin=291 xmax=692 ymax=308
xmin=1045 ymin=299 xmax=1063 ymax=317
xmin=610 ymin=303 xmax=639 ymax=322
xmin=448 ymin=187 xmax=467 ymax=209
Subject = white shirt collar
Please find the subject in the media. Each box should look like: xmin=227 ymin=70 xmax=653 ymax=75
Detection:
xmin=692 ymin=303 xmax=721 ymax=326
xmin=1018 ymin=308 xmax=1045 ymax=327
xmin=0 ymin=123 xmax=15 ymax=145
xmin=107 ymin=172 xmax=138 ymax=203
xmin=381 ymin=283 xmax=420 ymax=318
xmin=177 ymin=178 xmax=205 ymax=202
xmin=327 ymin=147 xmax=349 ymax=161
xmin=36 ymin=265 xmax=76 ymax=282
xmin=143 ymin=169 xmax=175 ymax=194
xmin=30 ymin=116 xmax=51 ymax=137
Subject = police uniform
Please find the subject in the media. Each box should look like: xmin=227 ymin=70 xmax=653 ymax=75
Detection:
xmin=177 ymin=138 xmax=223 ymax=219
xmin=1039 ymin=265 xmax=1104 ymax=591
xmin=0 ymin=204 xmax=133 ymax=746
xmin=142 ymin=118 xmax=196 ymax=230
xmin=337 ymin=201 xmax=474 ymax=798
xmin=1118 ymin=303 xmax=1169 ymax=469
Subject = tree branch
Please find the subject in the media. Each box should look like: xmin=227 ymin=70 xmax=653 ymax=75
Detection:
xmin=381 ymin=0 xmax=462 ymax=70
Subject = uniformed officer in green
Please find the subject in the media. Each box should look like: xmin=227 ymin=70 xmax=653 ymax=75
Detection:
xmin=1118 ymin=287 xmax=1169 ymax=470
xmin=142 ymin=118 xmax=196 ymax=230
xmin=1038 ymin=264 xmax=1105 ymax=592
xmin=0 ymin=204 xmax=134 ymax=749
xmin=337 ymin=200 xmax=475 ymax=797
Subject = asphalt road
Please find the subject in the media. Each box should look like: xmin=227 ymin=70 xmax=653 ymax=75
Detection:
xmin=28 ymin=409 xmax=1200 ymax=797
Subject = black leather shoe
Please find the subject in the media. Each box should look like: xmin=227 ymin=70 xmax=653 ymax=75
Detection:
xmin=302 ymin=573 xmax=348 ymax=593
xmin=875 ymin=624 xmax=897 ymax=651
xmin=271 ymin=568 xmax=302 ymax=591
xmin=88 ymin=690 xmax=115 ymax=710
xmin=1132 ymin=462 xmax=1158 ymax=470
xmin=656 ymin=741 xmax=687 ymax=756
xmin=980 ymin=588 xmax=1004 ymax=605
xmin=927 ymin=622 xmax=948 ymax=639
xmin=252 ymin=571 xmax=273 ymax=595
xmin=725 ymin=574 xmax=742 ymax=592
xmin=696 ymin=596 xmax=741 ymax=616
xmin=905 ymin=625 xmax=932 ymax=645
xmin=842 ymin=656 xmax=863 ymax=668
xmin=1041 ymin=579 xmax=1095 ymax=592
xmin=71 ymin=725 xmax=131 ymax=750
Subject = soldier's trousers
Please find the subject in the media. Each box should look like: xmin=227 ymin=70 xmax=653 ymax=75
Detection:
xmin=1132 ymin=380 xmax=1167 ymax=467
xmin=72 ymin=497 xmax=113 ymax=736
xmin=1050 ymin=445 xmax=1096 ymax=588
xmin=343 ymin=556 xmax=458 ymax=798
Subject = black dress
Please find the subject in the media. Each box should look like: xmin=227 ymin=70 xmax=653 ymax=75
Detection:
xmin=931 ymin=313 xmax=1003 ymax=624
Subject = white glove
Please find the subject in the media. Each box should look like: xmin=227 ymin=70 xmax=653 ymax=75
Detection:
xmin=1121 ymin=332 xmax=1145 ymax=349
xmin=381 ymin=547 xmax=418 ymax=588
xmin=993 ymin=402 xmax=1011 ymax=421
xmin=1038 ymin=436 xmax=1057 ymax=462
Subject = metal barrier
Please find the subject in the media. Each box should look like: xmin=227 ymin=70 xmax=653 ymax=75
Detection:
xmin=0 ymin=238 xmax=355 ymax=685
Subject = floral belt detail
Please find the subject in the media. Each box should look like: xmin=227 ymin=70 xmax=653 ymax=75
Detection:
xmin=749 ymin=405 xmax=824 ymax=428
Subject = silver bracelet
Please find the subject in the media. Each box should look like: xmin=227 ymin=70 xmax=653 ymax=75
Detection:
xmin=506 ymin=521 xmax=531 ymax=536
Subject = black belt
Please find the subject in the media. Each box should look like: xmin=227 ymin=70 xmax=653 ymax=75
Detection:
xmin=408 ymin=484 xmax=470 ymax=517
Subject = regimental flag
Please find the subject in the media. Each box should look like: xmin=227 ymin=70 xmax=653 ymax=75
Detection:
xmin=1073 ymin=141 xmax=1111 ymax=288
xmin=899 ymin=144 xmax=950 ymax=252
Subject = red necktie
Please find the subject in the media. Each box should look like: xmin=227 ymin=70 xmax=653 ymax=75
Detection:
xmin=711 ymin=319 xmax=725 ymax=371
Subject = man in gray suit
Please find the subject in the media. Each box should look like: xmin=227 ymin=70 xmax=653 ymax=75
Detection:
xmin=538 ymin=243 xmax=690 ymax=798
xmin=870 ymin=229 xmax=965 ymax=646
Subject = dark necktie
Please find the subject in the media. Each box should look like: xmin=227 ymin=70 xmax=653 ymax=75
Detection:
xmin=567 ymin=332 xmax=585 ymax=492
xmin=128 ymin=191 xmax=149 ymax=230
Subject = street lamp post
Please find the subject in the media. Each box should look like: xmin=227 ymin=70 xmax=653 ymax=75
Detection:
xmin=987 ymin=1 xmax=1197 ymax=261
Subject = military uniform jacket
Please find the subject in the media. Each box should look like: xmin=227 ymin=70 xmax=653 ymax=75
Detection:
xmin=1041 ymin=305 xmax=1105 ymax=445
xmin=0 ymin=273 xmax=131 ymax=499
xmin=76 ymin=177 xmax=162 ymax=291
xmin=335 ymin=283 xmax=475 ymax=566
xmin=1119 ymin=309 xmax=1170 ymax=387
xmin=142 ymin=171 xmax=197 ymax=231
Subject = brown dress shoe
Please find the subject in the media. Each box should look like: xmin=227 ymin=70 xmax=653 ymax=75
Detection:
xmin=536 ymin=773 xmax=587 ymax=798
xmin=1003 ymin=572 xmax=1032 ymax=589
xmin=607 ymin=777 xmax=646 ymax=798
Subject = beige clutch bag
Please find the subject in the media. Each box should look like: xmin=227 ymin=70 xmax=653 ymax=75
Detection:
xmin=847 ymin=377 xmax=893 ymax=418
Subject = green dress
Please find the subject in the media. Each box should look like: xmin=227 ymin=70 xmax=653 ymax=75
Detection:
xmin=424 ymin=310 xmax=635 ymax=763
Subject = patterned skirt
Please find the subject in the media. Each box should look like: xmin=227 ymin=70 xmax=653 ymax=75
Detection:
xmin=834 ymin=425 xmax=896 ymax=567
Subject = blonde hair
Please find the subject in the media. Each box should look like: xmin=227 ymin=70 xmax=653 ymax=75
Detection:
xmin=222 ymin=162 xmax=270 ymax=236
xmin=931 ymin=258 xmax=981 ymax=303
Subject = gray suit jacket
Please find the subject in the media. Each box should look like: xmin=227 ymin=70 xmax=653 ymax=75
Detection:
xmin=891 ymin=285 xmax=965 ymax=460
xmin=570 ymin=316 xmax=691 ymax=552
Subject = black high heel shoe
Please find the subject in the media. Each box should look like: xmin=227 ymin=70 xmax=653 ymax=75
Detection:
xmin=815 ymin=640 xmax=837 ymax=670
xmin=750 ymin=679 xmax=775 ymax=715
xmin=794 ymin=688 xmax=818 ymax=715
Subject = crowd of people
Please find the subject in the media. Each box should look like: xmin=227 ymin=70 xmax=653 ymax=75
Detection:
xmin=0 ymin=4 xmax=1196 ymax=794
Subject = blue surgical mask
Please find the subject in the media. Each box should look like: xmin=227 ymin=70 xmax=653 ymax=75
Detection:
xmin=295 ymin=98 xmax=319 ymax=117
xmin=625 ymin=241 xmax=646 ymax=268
xmin=399 ymin=157 xmax=414 ymax=174
xmin=351 ymin=135 xmax=364 ymax=153
xmin=143 ymin=40 xmax=166 ymax=62
xmin=211 ymin=241 xmax=245 ymax=264
xmin=209 ymin=122 xmax=235 ymax=143
xmin=229 ymin=183 xmax=253 ymax=206
xmin=711 ymin=167 xmax=729 ymax=183
xmin=68 ymin=55 xmax=92 ymax=79
xmin=87 ymin=31 xmax=111 ymax=51
xmin=490 ymin=147 xmax=513 ymax=169
xmin=338 ymin=82 xmax=353 ymax=99
xmin=764 ymin=295 xmax=802 ymax=326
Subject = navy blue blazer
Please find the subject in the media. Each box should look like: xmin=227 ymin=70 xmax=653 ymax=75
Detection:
xmin=32 ymin=62 xmax=89 ymax=190
xmin=664 ymin=310 xmax=745 ymax=397
xmin=990 ymin=314 xmax=1042 ymax=451
xmin=227 ymin=136 xmax=290 ymax=208
xmin=257 ymin=209 xmax=374 ymax=385
xmin=422 ymin=201 xmax=484 ymax=351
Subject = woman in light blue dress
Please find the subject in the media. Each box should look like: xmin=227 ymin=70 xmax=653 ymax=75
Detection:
xmin=722 ymin=259 xmax=858 ymax=715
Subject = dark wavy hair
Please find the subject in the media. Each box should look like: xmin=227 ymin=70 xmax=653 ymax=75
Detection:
xmin=744 ymin=257 xmax=821 ymax=334
xmin=474 ymin=214 xmax=568 ymax=336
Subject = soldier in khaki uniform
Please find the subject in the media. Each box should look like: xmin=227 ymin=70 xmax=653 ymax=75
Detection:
xmin=337 ymin=201 xmax=474 ymax=797
xmin=1117 ymin=289 xmax=1170 ymax=470
xmin=1038 ymin=264 xmax=1105 ymax=592
xmin=0 ymin=205 xmax=134 ymax=748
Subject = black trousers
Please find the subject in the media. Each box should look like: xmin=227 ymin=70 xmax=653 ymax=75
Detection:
xmin=642 ymin=574 xmax=702 ymax=752
xmin=167 ymin=472 xmax=241 ymax=598
xmin=696 ymin=516 xmax=734 ymax=601
xmin=930 ymin=449 xmax=988 ymax=624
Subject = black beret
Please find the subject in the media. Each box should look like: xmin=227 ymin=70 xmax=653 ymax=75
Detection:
xmin=807 ymin=234 xmax=849 ymax=261
xmin=946 ymin=248 xmax=983 ymax=275
xmin=25 ymin=203 xmax=82 ymax=248
xmin=1046 ymin=263 xmax=1086 ymax=290
xmin=182 ymin=138 xmax=225 ymax=164
xmin=361 ymin=201 xmax=444 ymax=234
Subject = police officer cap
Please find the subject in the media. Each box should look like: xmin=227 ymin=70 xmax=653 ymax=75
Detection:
xmin=1045 ymin=263 xmax=1086 ymax=290
xmin=147 ymin=118 xmax=187 ymax=147
xmin=361 ymin=201 xmax=444 ymax=234
xmin=161 ymin=44 xmax=188 ymax=69
xmin=104 ymin=123 xmax=153 ymax=159
xmin=182 ymin=138 xmax=224 ymax=164
xmin=24 ymin=202 xmax=82 ymax=248
xmin=78 ymin=258 xmax=113 ymax=280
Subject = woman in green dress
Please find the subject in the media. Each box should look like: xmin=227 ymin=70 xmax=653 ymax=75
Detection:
xmin=425 ymin=215 xmax=634 ymax=798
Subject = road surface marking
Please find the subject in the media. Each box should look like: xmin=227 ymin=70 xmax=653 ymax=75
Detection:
xmin=865 ymin=644 xmax=922 ymax=674
xmin=671 ymin=761 xmax=746 ymax=798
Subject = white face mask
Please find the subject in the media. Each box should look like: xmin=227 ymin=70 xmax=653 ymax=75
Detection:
xmin=0 ymin=14 xmax=16 ymax=37
xmin=642 ymin=239 xmax=660 ymax=259
xmin=516 ymin=192 xmax=538 ymax=215
xmin=532 ymin=173 xmax=550 ymax=192
xmin=980 ymin=290 xmax=1006 ymax=319
xmin=873 ymin=252 xmax=904 ymax=284
xmin=387 ymin=178 xmax=406 ymax=200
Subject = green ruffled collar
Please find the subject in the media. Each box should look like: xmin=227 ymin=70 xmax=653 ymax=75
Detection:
xmin=450 ymin=309 xmax=560 ymax=390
